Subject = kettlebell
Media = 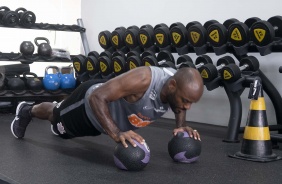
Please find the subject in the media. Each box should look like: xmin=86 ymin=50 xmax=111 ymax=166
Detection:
xmin=6 ymin=74 xmax=26 ymax=95
xmin=34 ymin=37 xmax=52 ymax=57
xmin=0 ymin=72 xmax=7 ymax=95
xmin=43 ymin=66 xmax=60 ymax=91
xmin=20 ymin=41 xmax=35 ymax=56
xmin=23 ymin=72 xmax=44 ymax=94
xmin=60 ymin=66 xmax=76 ymax=89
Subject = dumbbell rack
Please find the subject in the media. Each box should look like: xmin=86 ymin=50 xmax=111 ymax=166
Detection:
xmin=0 ymin=19 xmax=88 ymax=111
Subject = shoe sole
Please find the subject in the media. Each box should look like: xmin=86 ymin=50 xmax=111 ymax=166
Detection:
xmin=51 ymin=124 xmax=59 ymax=136
xmin=11 ymin=101 xmax=27 ymax=139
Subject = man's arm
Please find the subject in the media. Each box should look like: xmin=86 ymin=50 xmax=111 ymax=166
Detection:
xmin=174 ymin=110 xmax=201 ymax=140
xmin=88 ymin=67 xmax=152 ymax=147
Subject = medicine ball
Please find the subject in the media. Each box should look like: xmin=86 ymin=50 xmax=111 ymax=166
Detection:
xmin=168 ymin=131 xmax=201 ymax=163
xmin=113 ymin=139 xmax=150 ymax=171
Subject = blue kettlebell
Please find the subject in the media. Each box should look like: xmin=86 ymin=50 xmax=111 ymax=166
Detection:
xmin=60 ymin=66 xmax=76 ymax=89
xmin=43 ymin=66 xmax=61 ymax=90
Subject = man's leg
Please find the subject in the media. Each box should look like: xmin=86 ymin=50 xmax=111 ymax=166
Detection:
xmin=11 ymin=101 xmax=56 ymax=139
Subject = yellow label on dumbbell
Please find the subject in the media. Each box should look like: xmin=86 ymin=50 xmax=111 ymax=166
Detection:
xmin=231 ymin=28 xmax=242 ymax=41
xmin=200 ymin=69 xmax=209 ymax=79
xmin=129 ymin=61 xmax=137 ymax=69
xmin=87 ymin=60 xmax=94 ymax=71
xmin=223 ymin=70 xmax=232 ymax=80
xmin=209 ymin=30 xmax=219 ymax=43
xmin=145 ymin=61 xmax=151 ymax=66
xmin=114 ymin=61 xmax=121 ymax=72
xmin=126 ymin=34 xmax=133 ymax=45
xmin=73 ymin=61 xmax=80 ymax=72
xmin=112 ymin=35 xmax=119 ymax=46
xmin=190 ymin=31 xmax=200 ymax=44
xmin=172 ymin=32 xmax=181 ymax=44
xmin=140 ymin=34 xmax=147 ymax=45
xmin=156 ymin=33 xmax=164 ymax=44
xmin=99 ymin=35 xmax=106 ymax=45
xmin=253 ymin=28 xmax=266 ymax=42
xmin=100 ymin=62 xmax=107 ymax=72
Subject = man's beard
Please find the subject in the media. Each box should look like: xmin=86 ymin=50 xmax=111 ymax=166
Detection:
xmin=167 ymin=93 xmax=182 ymax=114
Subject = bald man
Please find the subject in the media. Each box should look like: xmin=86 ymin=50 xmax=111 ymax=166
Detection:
xmin=11 ymin=66 xmax=204 ymax=148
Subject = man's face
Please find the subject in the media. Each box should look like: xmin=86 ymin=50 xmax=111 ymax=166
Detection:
xmin=167 ymin=87 xmax=192 ymax=114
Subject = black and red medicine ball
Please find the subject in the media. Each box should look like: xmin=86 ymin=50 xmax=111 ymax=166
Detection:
xmin=168 ymin=131 xmax=201 ymax=163
xmin=114 ymin=139 xmax=150 ymax=171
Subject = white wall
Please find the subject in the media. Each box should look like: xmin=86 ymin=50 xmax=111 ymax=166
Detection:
xmin=1 ymin=0 xmax=81 ymax=76
xmin=82 ymin=0 xmax=282 ymax=127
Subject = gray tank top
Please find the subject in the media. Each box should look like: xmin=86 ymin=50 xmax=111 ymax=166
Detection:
xmin=84 ymin=66 xmax=175 ymax=134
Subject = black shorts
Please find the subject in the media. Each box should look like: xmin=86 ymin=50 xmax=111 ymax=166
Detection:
xmin=52 ymin=79 xmax=108 ymax=139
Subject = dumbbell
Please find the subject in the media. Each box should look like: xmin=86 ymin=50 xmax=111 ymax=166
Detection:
xmin=187 ymin=20 xmax=219 ymax=55
xmin=177 ymin=55 xmax=213 ymax=70
xmin=0 ymin=6 xmax=19 ymax=27
xmin=141 ymin=50 xmax=175 ymax=68
xmin=83 ymin=51 xmax=101 ymax=78
xmin=154 ymin=23 xmax=172 ymax=51
xmin=15 ymin=7 xmax=36 ymax=28
xmin=228 ymin=17 xmax=261 ymax=53
xmin=198 ymin=56 xmax=235 ymax=82
xmin=124 ymin=25 xmax=142 ymax=52
xmin=111 ymin=50 xmax=136 ymax=75
xmin=207 ymin=18 xmax=239 ymax=55
xmin=170 ymin=22 xmax=189 ymax=55
xmin=207 ymin=18 xmax=239 ymax=47
xmin=98 ymin=30 xmax=115 ymax=53
xmin=138 ymin=24 xmax=158 ymax=52
xmin=111 ymin=49 xmax=142 ymax=75
xmin=111 ymin=26 xmax=129 ymax=53
xmin=250 ymin=16 xmax=282 ymax=47
xmin=72 ymin=54 xmax=87 ymax=75
xmin=220 ymin=56 xmax=260 ymax=83
xmin=98 ymin=51 xmax=116 ymax=79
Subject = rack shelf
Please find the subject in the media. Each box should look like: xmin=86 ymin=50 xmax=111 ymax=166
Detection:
xmin=0 ymin=23 xmax=85 ymax=32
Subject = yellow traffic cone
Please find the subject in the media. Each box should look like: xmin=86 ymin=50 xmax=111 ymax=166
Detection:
xmin=229 ymin=96 xmax=281 ymax=162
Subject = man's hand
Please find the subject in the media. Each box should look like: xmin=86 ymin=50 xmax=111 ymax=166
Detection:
xmin=173 ymin=126 xmax=201 ymax=141
xmin=115 ymin=130 xmax=145 ymax=148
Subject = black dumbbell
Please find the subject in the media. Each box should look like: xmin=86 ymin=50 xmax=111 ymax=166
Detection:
xmin=220 ymin=56 xmax=260 ymax=83
xmin=228 ymin=17 xmax=261 ymax=47
xmin=84 ymin=51 xmax=100 ymax=77
xmin=98 ymin=51 xmax=116 ymax=79
xmin=110 ymin=26 xmax=129 ymax=53
xmin=187 ymin=20 xmax=219 ymax=55
xmin=142 ymin=50 xmax=175 ymax=68
xmin=250 ymin=16 xmax=282 ymax=47
xmin=15 ymin=7 xmax=36 ymax=27
xmin=72 ymin=54 xmax=87 ymax=75
xmin=124 ymin=25 xmax=142 ymax=52
xmin=178 ymin=55 xmax=212 ymax=70
xmin=138 ymin=24 xmax=157 ymax=52
xmin=207 ymin=19 xmax=239 ymax=50
xmin=154 ymin=23 xmax=172 ymax=50
xmin=170 ymin=22 xmax=189 ymax=49
xmin=98 ymin=30 xmax=115 ymax=52
xmin=0 ymin=6 xmax=19 ymax=27
xmin=111 ymin=51 xmax=128 ymax=76
xmin=198 ymin=56 xmax=235 ymax=82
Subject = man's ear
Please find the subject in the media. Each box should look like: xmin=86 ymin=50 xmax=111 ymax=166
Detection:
xmin=168 ymin=79 xmax=177 ymax=91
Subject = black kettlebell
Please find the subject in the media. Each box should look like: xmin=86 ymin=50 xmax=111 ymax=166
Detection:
xmin=6 ymin=74 xmax=26 ymax=95
xmin=20 ymin=41 xmax=35 ymax=56
xmin=0 ymin=72 xmax=7 ymax=95
xmin=23 ymin=72 xmax=43 ymax=94
xmin=34 ymin=37 xmax=52 ymax=56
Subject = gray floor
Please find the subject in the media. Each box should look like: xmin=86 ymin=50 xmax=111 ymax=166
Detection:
xmin=0 ymin=113 xmax=282 ymax=184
